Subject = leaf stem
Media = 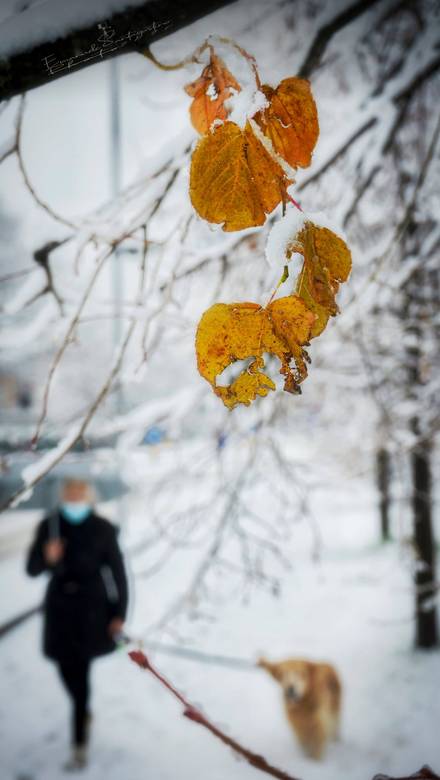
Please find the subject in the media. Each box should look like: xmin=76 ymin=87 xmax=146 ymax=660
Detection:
xmin=265 ymin=265 xmax=289 ymax=307
xmin=286 ymin=192 xmax=303 ymax=211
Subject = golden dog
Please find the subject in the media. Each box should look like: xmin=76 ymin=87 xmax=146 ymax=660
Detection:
xmin=258 ymin=657 xmax=341 ymax=760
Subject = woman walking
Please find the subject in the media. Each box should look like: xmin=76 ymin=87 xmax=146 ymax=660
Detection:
xmin=26 ymin=478 xmax=128 ymax=771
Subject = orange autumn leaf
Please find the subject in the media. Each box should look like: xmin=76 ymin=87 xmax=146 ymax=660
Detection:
xmin=190 ymin=121 xmax=293 ymax=231
xmin=253 ymin=77 xmax=319 ymax=169
xmin=184 ymin=51 xmax=241 ymax=135
xmin=195 ymin=295 xmax=314 ymax=409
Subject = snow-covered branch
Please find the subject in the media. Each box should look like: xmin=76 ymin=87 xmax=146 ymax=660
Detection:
xmin=0 ymin=0 xmax=235 ymax=101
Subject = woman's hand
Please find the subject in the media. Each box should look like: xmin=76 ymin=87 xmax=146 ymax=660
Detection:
xmin=43 ymin=539 xmax=64 ymax=565
xmin=108 ymin=617 xmax=124 ymax=637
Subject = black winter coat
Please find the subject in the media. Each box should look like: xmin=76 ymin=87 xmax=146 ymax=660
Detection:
xmin=26 ymin=510 xmax=128 ymax=662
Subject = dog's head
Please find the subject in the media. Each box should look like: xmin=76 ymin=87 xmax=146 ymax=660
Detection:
xmin=258 ymin=657 xmax=312 ymax=707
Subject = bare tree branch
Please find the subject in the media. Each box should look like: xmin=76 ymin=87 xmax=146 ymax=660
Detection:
xmin=373 ymin=768 xmax=440 ymax=780
xmin=297 ymin=0 xmax=383 ymax=79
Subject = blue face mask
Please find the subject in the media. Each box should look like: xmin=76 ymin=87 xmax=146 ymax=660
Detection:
xmin=61 ymin=502 xmax=91 ymax=524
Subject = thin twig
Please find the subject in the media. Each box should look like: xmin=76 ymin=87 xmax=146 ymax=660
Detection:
xmin=129 ymin=649 xmax=300 ymax=780
xmin=15 ymin=98 xmax=76 ymax=229
xmin=32 ymin=245 xmax=113 ymax=445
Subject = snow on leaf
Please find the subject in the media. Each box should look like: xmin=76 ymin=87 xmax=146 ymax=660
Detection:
xmin=265 ymin=207 xmax=307 ymax=268
xmin=195 ymin=296 xmax=314 ymax=409
xmin=184 ymin=51 xmax=241 ymax=135
xmin=189 ymin=121 xmax=293 ymax=231
xmin=253 ymin=77 xmax=319 ymax=169
xmin=224 ymin=86 xmax=269 ymax=129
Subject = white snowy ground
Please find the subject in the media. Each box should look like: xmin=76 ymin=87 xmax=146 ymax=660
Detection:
xmin=1 ymin=476 xmax=439 ymax=780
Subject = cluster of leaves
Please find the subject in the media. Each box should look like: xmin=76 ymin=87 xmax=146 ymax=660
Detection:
xmin=183 ymin=41 xmax=351 ymax=409
xmin=188 ymin=47 xmax=318 ymax=231
xmin=196 ymin=221 xmax=351 ymax=409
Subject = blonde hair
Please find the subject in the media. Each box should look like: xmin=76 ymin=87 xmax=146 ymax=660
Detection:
xmin=60 ymin=479 xmax=96 ymax=504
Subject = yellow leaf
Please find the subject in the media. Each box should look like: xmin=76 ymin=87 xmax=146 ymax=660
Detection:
xmin=295 ymin=222 xmax=352 ymax=336
xmin=266 ymin=214 xmax=352 ymax=337
xmin=215 ymin=360 xmax=276 ymax=409
xmin=267 ymin=295 xmax=314 ymax=386
xmin=295 ymin=265 xmax=330 ymax=338
xmin=299 ymin=222 xmax=351 ymax=316
xmin=195 ymin=296 xmax=314 ymax=409
xmin=253 ymin=77 xmax=319 ymax=169
xmin=189 ymin=121 xmax=292 ymax=231
xmin=302 ymin=222 xmax=352 ymax=285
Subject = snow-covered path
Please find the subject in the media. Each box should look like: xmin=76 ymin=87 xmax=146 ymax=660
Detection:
xmin=1 ymin=524 xmax=439 ymax=780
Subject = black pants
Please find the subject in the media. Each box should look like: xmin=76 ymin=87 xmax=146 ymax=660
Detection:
xmin=57 ymin=657 xmax=91 ymax=746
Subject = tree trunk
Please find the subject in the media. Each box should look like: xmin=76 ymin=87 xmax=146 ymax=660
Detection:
xmin=376 ymin=446 xmax=391 ymax=542
xmin=411 ymin=430 xmax=438 ymax=648
xmin=402 ymin=237 xmax=438 ymax=648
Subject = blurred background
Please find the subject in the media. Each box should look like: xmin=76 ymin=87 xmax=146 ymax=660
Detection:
xmin=0 ymin=0 xmax=439 ymax=778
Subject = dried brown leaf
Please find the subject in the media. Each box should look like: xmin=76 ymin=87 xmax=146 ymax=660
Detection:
xmin=184 ymin=51 xmax=241 ymax=135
